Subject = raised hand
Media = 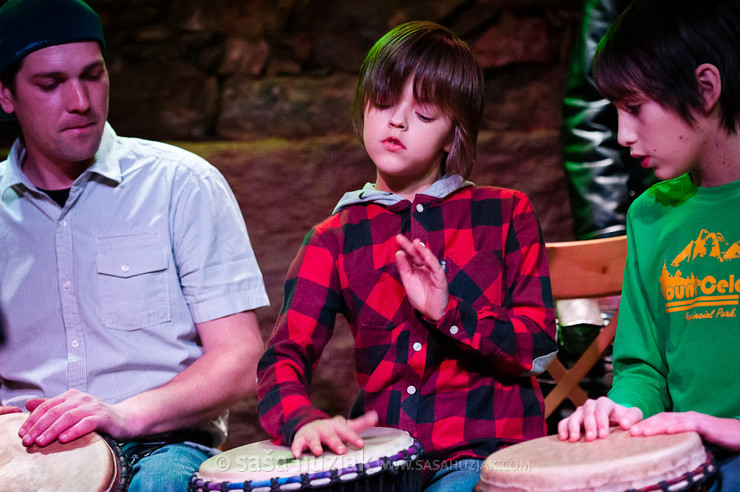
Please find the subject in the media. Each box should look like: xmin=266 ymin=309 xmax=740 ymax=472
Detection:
xmin=394 ymin=234 xmax=448 ymax=321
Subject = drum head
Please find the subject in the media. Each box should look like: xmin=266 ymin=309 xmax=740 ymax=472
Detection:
xmin=198 ymin=426 xmax=416 ymax=484
xmin=477 ymin=429 xmax=709 ymax=492
xmin=0 ymin=413 xmax=120 ymax=492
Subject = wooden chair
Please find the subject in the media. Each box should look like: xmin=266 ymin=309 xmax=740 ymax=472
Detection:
xmin=543 ymin=235 xmax=628 ymax=418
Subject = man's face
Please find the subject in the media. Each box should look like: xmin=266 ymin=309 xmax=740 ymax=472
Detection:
xmin=0 ymin=41 xmax=109 ymax=170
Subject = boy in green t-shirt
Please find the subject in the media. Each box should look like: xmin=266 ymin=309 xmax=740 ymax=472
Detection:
xmin=558 ymin=0 xmax=740 ymax=488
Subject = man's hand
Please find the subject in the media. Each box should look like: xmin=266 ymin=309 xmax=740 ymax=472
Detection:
xmin=20 ymin=390 xmax=133 ymax=447
xmin=0 ymin=405 xmax=22 ymax=416
xmin=19 ymin=311 xmax=264 ymax=448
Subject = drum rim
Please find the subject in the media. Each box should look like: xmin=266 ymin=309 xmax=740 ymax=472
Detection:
xmin=102 ymin=435 xmax=132 ymax=492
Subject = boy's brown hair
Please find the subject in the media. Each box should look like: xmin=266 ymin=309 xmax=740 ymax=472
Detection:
xmin=353 ymin=21 xmax=484 ymax=179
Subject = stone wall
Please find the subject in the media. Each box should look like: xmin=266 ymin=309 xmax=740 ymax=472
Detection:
xmin=1 ymin=0 xmax=587 ymax=448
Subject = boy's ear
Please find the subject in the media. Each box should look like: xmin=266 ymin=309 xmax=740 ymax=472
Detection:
xmin=695 ymin=63 xmax=721 ymax=112
xmin=443 ymin=128 xmax=454 ymax=153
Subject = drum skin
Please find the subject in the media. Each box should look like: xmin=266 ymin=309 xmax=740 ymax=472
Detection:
xmin=0 ymin=413 xmax=120 ymax=492
xmin=476 ymin=429 xmax=711 ymax=492
xmin=192 ymin=426 xmax=422 ymax=491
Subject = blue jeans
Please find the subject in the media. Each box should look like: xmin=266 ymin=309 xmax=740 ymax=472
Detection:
xmin=424 ymin=458 xmax=483 ymax=492
xmin=708 ymin=450 xmax=740 ymax=491
xmin=121 ymin=441 xmax=216 ymax=492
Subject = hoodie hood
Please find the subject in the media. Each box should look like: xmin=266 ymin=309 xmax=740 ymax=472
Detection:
xmin=332 ymin=174 xmax=473 ymax=214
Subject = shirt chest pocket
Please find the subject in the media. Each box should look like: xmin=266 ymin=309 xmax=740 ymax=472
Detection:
xmin=96 ymin=235 xmax=171 ymax=330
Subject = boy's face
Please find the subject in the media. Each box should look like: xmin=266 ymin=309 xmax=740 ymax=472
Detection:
xmin=0 ymin=41 xmax=109 ymax=171
xmin=615 ymin=94 xmax=702 ymax=182
xmin=363 ymin=78 xmax=452 ymax=196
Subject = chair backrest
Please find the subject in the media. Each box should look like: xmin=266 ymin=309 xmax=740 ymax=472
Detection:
xmin=542 ymin=235 xmax=628 ymax=419
xmin=547 ymin=235 xmax=628 ymax=300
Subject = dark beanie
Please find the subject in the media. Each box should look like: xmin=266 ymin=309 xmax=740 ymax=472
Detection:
xmin=0 ymin=0 xmax=105 ymax=74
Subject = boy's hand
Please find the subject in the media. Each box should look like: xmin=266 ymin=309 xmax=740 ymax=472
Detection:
xmin=291 ymin=410 xmax=378 ymax=458
xmin=558 ymin=396 xmax=643 ymax=442
xmin=631 ymin=411 xmax=740 ymax=452
xmin=395 ymin=234 xmax=448 ymax=321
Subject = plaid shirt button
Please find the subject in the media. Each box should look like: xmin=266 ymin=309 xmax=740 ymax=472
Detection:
xmin=450 ymin=325 xmax=459 ymax=335
xmin=412 ymin=342 xmax=422 ymax=351
xmin=407 ymin=385 xmax=417 ymax=395
xmin=416 ymin=204 xmax=424 ymax=213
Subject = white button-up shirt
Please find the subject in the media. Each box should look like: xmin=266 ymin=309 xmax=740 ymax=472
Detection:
xmin=0 ymin=124 xmax=269 ymax=430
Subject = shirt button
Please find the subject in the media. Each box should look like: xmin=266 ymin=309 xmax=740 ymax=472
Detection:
xmin=416 ymin=204 xmax=424 ymax=213
xmin=407 ymin=385 xmax=417 ymax=395
xmin=71 ymin=339 xmax=80 ymax=348
xmin=450 ymin=325 xmax=459 ymax=335
xmin=63 ymin=281 xmax=71 ymax=289
xmin=413 ymin=342 xmax=422 ymax=352
xmin=121 ymin=265 xmax=130 ymax=273
xmin=59 ymin=220 xmax=67 ymax=227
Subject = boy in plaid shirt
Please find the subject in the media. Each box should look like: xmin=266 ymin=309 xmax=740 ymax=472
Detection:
xmin=258 ymin=21 xmax=558 ymax=490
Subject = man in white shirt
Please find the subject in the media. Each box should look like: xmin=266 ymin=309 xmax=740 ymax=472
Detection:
xmin=0 ymin=0 xmax=270 ymax=489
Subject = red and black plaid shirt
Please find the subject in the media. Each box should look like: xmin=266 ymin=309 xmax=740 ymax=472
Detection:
xmin=258 ymin=176 xmax=557 ymax=464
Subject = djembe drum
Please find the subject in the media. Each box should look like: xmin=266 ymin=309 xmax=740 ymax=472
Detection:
xmin=0 ymin=412 xmax=127 ymax=491
xmin=190 ymin=427 xmax=423 ymax=491
xmin=475 ymin=429 xmax=715 ymax=491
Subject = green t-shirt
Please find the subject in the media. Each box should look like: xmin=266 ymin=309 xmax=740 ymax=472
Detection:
xmin=609 ymin=174 xmax=740 ymax=419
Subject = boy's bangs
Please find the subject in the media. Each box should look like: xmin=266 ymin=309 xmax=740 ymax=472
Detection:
xmin=365 ymin=68 xmax=405 ymax=108
xmin=411 ymin=61 xmax=455 ymax=113
xmin=595 ymin=46 xmax=679 ymax=112
xmin=364 ymin=46 xmax=456 ymax=112
xmin=593 ymin=47 xmax=644 ymax=103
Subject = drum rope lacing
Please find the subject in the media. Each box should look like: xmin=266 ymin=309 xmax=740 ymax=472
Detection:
xmin=625 ymin=452 xmax=716 ymax=492
xmin=103 ymin=435 xmax=132 ymax=492
xmin=188 ymin=440 xmax=423 ymax=491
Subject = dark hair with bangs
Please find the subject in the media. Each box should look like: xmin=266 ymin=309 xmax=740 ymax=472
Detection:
xmin=353 ymin=21 xmax=484 ymax=179
xmin=592 ymin=0 xmax=740 ymax=134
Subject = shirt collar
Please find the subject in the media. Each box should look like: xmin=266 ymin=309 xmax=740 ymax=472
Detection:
xmin=332 ymin=174 xmax=474 ymax=214
xmin=88 ymin=122 xmax=122 ymax=184
xmin=1 ymin=122 xmax=121 ymax=198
